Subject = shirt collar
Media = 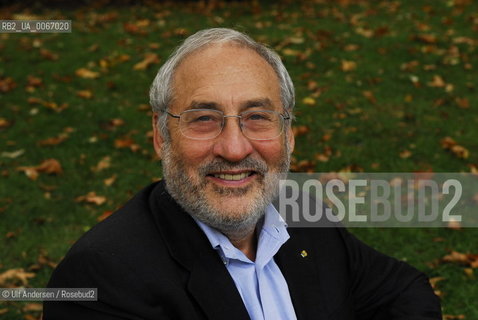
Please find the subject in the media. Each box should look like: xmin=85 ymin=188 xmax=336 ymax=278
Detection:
xmin=194 ymin=204 xmax=289 ymax=264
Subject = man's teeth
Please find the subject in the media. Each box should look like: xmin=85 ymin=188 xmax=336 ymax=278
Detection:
xmin=213 ymin=172 xmax=250 ymax=181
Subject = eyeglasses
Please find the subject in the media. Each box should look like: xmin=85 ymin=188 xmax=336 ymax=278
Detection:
xmin=166 ymin=109 xmax=291 ymax=141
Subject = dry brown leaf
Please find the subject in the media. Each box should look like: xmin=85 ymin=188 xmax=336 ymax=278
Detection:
xmin=114 ymin=138 xmax=140 ymax=152
xmin=0 ymin=309 xmax=8 ymax=315
xmin=26 ymin=75 xmax=43 ymax=88
xmin=282 ymin=48 xmax=300 ymax=56
xmin=1 ymin=149 xmax=24 ymax=159
xmin=341 ymin=60 xmax=357 ymax=72
xmin=38 ymin=134 xmax=68 ymax=146
xmin=442 ymin=250 xmax=478 ymax=268
xmin=36 ymin=159 xmax=63 ymax=175
xmin=455 ymin=97 xmax=470 ymax=109
xmin=447 ymin=217 xmax=462 ymax=230
xmin=464 ymin=268 xmax=474 ymax=279
xmin=97 ymin=210 xmax=114 ymax=222
xmin=22 ymin=303 xmax=43 ymax=312
xmin=75 ymin=192 xmax=107 ymax=206
xmin=133 ymin=53 xmax=159 ymax=71
xmin=441 ymin=136 xmax=457 ymax=149
xmin=292 ymin=126 xmax=309 ymax=137
xmin=75 ymin=68 xmax=99 ymax=79
xmin=414 ymin=34 xmax=437 ymax=44
xmin=110 ymin=118 xmax=125 ymax=127
xmin=0 ymin=76 xmax=17 ymax=93
xmin=0 ymin=268 xmax=35 ymax=287
xmin=92 ymin=156 xmax=111 ymax=172
xmin=427 ymin=75 xmax=446 ymax=87
xmin=16 ymin=159 xmax=63 ymax=180
xmin=40 ymin=48 xmax=59 ymax=60
xmin=399 ymin=150 xmax=412 ymax=159
xmin=302 ymin=97 xmax=316 ymax=106
xmin=0 ymin=118 xmax=11 ymax=128
xmin=362 ymin=91 xmax=376 ymax=104
xmin=103 ymin=174 xmax=117 ymax=187
xmin=451 ymin=145 xmax=469 ymax=159
xmin=443 ymin=315 xmax=466 ymax=320
xmin=76 ymin=90 xmax=93 ymax=99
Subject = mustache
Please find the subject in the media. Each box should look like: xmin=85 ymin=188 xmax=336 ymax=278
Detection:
xmin=198 ymin=157 xmax=268 ymax=177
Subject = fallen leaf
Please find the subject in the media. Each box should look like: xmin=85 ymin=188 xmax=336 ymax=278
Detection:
xmin=16 ymin=159 xmax=63 ymax=180
xmin=97 ymin=210 xmax=114 ymax=222
xmin=414 ymin=34 xmax=437 ymax=44
xmin=75 ymin=68 xmax=99 ymax=79
xmin=292 ymin=126 xmax=309 ymax=137
xmin=302 ymin=97 xmax=316 ymax=106
xmin=341 ymin=60 xmax=357 ymax=72
xmin=36 ymin=159 xmax=63 ymax=175
xmin=455 ymin=97 xmax=470 ymax=109
xmin=76 ymin=90 xmax=93 ymax=99
xmin=1 ymin=149 xmax=24 ymax=159
xmin=91 ymin=156 xmax=111 ymax=172
xmin=0 ymin=118 xmax=11 ymax=129
xmin=133 ymin=53 xmax=159 ymax=70
xmin=441 ymin=137 xmax=469 ymax=159
xmin=0 ymin=268 xmax=35 ymax=287
xmin=464 ymin=268 xmax=474 ymax=279
xmin=282 ymin=48 xmax=300 ymax=56
xmin=38 ymin=134 xmax=68 ymax=146
xmin=443 ymin=315 xmax=466 ymax=320
xmin=0 ymin=76 xmax=17 ymax=93
xmin=0 ymin=309 xmax=8 ymax=315
xmin=22 ymin=303 xmax=43 ymax=312
xmin=362 ymin=90 xmax=377 ymax=104
xmin=447 ymin=217 xmax=462 ymax=230
xmin=75 ymin=192 xmax=107 ymax=206
xmin=103 ymin=174 xmax=117 ymax=186
xmin=40 ymin=48 xmax=59 ymax=60
xmin=427 ymin=75 xmax=446 ymax=87
xmin=26 ymin=75 xmax=43 ymax=88
xmin=442 ymin=250 xmax=478 ymax=268
xmin=451 ymin=145 xmax=469 ymax=159
xmin=114 ymin=137 xmax=141 ymax=152
xmin=399 ymin=150 xmax=412 ymax=159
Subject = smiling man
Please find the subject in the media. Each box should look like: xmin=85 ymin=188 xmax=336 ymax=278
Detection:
xmin=44 ymin=28 xmax=441 ymax=320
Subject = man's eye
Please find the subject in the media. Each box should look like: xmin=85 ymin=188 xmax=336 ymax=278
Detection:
xmin=247 ymin=113 xmax=271 ymax=121
xmin=194 ymin=115 xmax=214 ymax=122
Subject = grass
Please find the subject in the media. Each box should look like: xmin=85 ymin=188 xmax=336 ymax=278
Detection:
xmin=1 ymin=0 xmax=477 ymax=319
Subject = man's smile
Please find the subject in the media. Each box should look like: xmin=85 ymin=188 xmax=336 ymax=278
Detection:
xmin=206 ymin=170 xmax=258 ymax=185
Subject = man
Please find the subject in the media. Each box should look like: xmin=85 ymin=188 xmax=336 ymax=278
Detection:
xmin=44 ymin=28 xmax=441 ymax=319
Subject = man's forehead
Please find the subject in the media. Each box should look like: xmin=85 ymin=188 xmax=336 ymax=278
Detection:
xmin=171 ymin=43 xmax=281 ymax=109
xmin=173 ymin=43 xmax=278 ymax=85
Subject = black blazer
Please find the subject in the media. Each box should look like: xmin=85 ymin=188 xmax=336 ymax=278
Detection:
xmin=44 ymin=181 xmax=441 ymax=319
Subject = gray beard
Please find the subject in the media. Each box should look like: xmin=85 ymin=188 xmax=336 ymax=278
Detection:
xmin=161 ymin=140 xmax=290 ymax=240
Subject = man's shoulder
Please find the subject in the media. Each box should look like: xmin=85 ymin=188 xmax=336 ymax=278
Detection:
xmin=70 ymin=181 xmax=164 ymax=254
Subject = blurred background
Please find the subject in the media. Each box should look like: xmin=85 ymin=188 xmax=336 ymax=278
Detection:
xmin=0 ymin=0 xmax=477 ymax=319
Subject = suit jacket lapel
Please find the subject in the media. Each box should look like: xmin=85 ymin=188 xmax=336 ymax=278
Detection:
xmin=149 ymin=181 xmax=250 ymax=320
xmin=275 ymin=228 xmax=325 ymax=320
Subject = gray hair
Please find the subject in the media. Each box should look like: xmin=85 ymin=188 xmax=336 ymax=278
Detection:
xmin=149 ymin=28 xmax=295 ymax=140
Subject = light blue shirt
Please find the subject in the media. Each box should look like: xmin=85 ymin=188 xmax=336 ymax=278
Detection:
xmin=195 ymin=205 xmax=297 ymax=320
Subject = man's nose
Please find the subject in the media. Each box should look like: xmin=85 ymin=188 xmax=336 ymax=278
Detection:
xmin=212 ymin=117 xmax=254 ymax=162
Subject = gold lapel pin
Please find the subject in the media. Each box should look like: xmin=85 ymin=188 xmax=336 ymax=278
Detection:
xmin=300 ymin=250 xmax=308 ymax=258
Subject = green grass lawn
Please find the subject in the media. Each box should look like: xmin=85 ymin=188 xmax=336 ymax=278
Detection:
xmin=1 ymin=1 xmax=477 ymax=319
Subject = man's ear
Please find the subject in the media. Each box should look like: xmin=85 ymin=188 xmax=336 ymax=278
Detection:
xmin=287 ymin=126 xmax=295 ymax=154
xmin=152 ymin=113 xmax=164 ymax=159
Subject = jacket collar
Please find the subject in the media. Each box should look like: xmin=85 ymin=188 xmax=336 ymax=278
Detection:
xmin=148 ymin=181 xmax=250 ymax=320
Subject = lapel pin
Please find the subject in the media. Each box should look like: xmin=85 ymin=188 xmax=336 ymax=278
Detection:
xmin=300 ymin=250 xmax=308 ymax=258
